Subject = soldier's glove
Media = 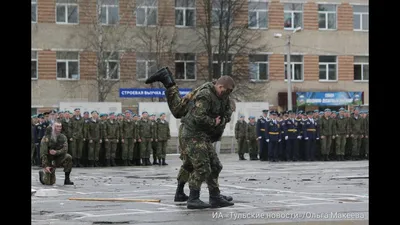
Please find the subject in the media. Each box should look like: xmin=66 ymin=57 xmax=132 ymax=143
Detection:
xmin=332 ymin=136 xmax=335 ymax=139
xmin=297 ymin=136 xmax=302 ymax=139
xmin=316 ymin=138 xmax=319 ymax=140
xmin=266 ymin=139 xmax=269 ymax=142
xmin=346 ymin=135 xmax=349 ymax=138
xmin=305 ymin=137 xmax=309 ymax=140
xmin=285 ymin=136 xmax=288 ymax=140
xmin=278 ymin=139 xmax=281 ymax=142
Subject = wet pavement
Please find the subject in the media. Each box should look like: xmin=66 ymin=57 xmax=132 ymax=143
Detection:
xmin=31 ymin=154 xmax=368 ymax=225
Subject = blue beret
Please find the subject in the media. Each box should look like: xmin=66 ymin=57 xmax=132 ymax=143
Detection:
xmin=314 ymin=110 xmax=319 ymax=113
xmin=125 ymin=110 xmax=132 ymax=114
xmin=91 ymin=110 xmax=98 ymax=114
xmin=239 ymin=115 xmax=245 ymax=118
xmin=32 ymin=115 xmax=37 ymax=118
xmin=324 ymin=108 xmax=331 ymax=112
xmin=150 ymin=114 xmax=156 ymax=116
xmin=339 ymin=108 xmax=345 ymax=111
xmin=102 ymin=113 xmax=108 ymax=117
xmin=249 ymin=116 xmax=255 ymax=119
xmin=306 ymin=111 xmax=313 ymax=115
xmin=83 ymin=111 xmax=89 ymax=114
xmin=109 ymin=112 xmax=115 ymax=116
xmin=74 ymin=108 xmax=80 ymax=111
xmin=160 ymin=112 xmax=166 ymax=116
xmin=262 ymin=110 xmax=268 ymax=113
xmin=270 ymin=111 xmax=277 ymax=115
xmin=142 ymin=111 xmax=148 ymax=114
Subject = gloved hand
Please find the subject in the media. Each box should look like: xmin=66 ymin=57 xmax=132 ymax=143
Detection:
xmin=297 ymin=136 xmax=302 ymax=139
xmin=316 ymin=137 xmax=319 ymax=140
xmin=305 ymin=137 xmax=309 ymax=140
xmin=266 ymin=139 xmax=269 ymax=142
xmin=285 ymin=136 xmax=288 ymax=140
xmin=278 ymin=139 xmax=281 ymax=142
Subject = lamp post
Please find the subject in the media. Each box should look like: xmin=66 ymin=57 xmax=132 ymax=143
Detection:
xmin=274 ymin=27 xmax=302 ymax=111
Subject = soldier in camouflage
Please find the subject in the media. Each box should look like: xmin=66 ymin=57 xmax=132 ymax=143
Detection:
xmin=99 ymin=113 xmax=108 ymax=166
xmin=61 ymin=111 xmax=72 ymax=155
xmin=82 ymin=111 xmax=90 ymax=167
xmin=87 ymin=111 xmax=103 ymax=167
xmin=319 ymin=109 xmax=336 ymax=161
xmin=70 ymin=108 xmax=85 ymax=167
xmin=104 ymin=112 xmax=120 ymax=166
xmin=149 ymin=114 xmax=159 ymax=165
xmin=133 ymin=114 xmax=141 ymax=166
xmin=32 ymin=116 xmax=37 ymax=165
xmin=156 ymin=112 xmax=171 ymax=165
xmin=235 ymin=115 xmax=248 ymax=160
xmin=39 ymin=121 xmax=74 ymax=185
xmin=121 ymin=110 xmax=135 ymax=166
xmin=138 ymin=111 xmax=154 ymax=166
xmin=349 ymin=108 xmax=364 ymax=160
xmin=335 ymin=108 xmax=349 ymax=161
xmin=246 ymin=116 xmax=259 ymax=160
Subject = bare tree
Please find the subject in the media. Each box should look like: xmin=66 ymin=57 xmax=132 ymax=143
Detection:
xmin=194 ymin=0 xmax=271 ymax=101
xmin=76 ymin=0 xmax=137 ymax=102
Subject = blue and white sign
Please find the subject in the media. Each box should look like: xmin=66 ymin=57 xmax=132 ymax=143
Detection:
xmin=296 ymin=92 xmax=363 ymax=106
xmin=119 ymin=88 xmax=192 ymax=98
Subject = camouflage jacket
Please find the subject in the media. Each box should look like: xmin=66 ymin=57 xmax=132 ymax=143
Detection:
xmin=70 ymin=116 xmax=84 ymax=139
xmin=157 ymin=119 xmax=171 ymax=141
xmin=105 ymin=119 xmax=120 ymax=139
xmin=235 ymin=120 xmax=248 ymax=139
xmin=40 ymin=133 xmax=68 ymax=167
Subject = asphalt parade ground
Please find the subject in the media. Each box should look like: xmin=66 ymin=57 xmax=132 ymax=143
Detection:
xmin=32 ymin=154 xmax=368 ymax=225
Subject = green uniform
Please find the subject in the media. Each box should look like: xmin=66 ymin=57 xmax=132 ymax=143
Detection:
xmin=87 ymin=118 xmax=103 ymax=161
xmin=335 ymin=115 xmax=349 ymax=156
xmin=349 ymin=115 xmax=364 ymax=157
xmin=105 ymin=119 xmax=120 ymax=160
xmin=177 ymin=122 xmax=191 ymax=183
xmin=70 ymin=116 xmax=85 ymax=159
xmin=139 ymin=119 xmax=154 ymax=159
xmin=235 ymin=120 xmax=248 ymax=155
xmin=40 ymin=133 xmax=72 ymax=185
xmin=121 ymin=118 xmax=135 ymax=161
xmin=31 ymin=124 xmax=36 ymax=162
xmin=156 ymin=119 xmax=171 ymax=159
xmin=363 ymin=115 xmax=369 ymax=157
xmin=61 ymin=118 xmax=72 ymax=155
xmin=246 ymin=122 xmax=258 ymax=158
xmin=319 ymin=116 xmax=336 ymax=156
xmin=133 ymin=120 xmax=141 ymax=162
xmin=151 ymin=120 xmax=158 ymax=161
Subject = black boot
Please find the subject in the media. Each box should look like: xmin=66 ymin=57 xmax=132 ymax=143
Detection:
xmin=142 ymin=158 xmax=147 ymax=166
xmin=38 ymin=170 xmax=45 ymax=185
xmin=64 ymin=172 xmax=74 ymax=185
xmin=145 ymin=67 xmax=176 ymax=89
xmin=105 ymin=159 xmax=110 ymax=167
xmin=146 ymin=158 xmax=152 ymax=166
xmin=88 ymin=160 xmax=94 ymax=167
xmin=187 ymin=189 xmax=211 ymax=209
xmin=158 ymin=158 xmax=162 ymax=166
xmin=72 ymin=158 xmax=77 ymax=167
xmin=123 ymin=160 xmax=128 ymax=166
xmin=111 ymin=158 xmax=116 ymax=167
xmin=153 ymin=158 xmax=159 ymax=165
xmin=162 ymin=158 xmax=168 ymax=165
xmin=209 ymin=189 xmax=234 ymax=208
xmin=128 ymin=160 xmax=134 ymax=166
xmin=220 ymin=194 xmax=233 ymax=202
xmin=136 ymin=159 xmax=142 ymax=166
xmin=77 ymin=159 xmax=83 ymax=167
xmin=174 ymin=182 xmax=189 ymax=202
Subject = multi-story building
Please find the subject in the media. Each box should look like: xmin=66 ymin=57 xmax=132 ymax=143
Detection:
xmin=31 ymin=0 xmax=368 ymax=114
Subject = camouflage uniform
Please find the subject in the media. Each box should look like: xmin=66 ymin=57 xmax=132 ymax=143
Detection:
xmin=61 ymin=118 xmax=71 ymax=155
xmin=335 ymin=113 xmax=349 ymax=160
xmin=105 ymin=117 xmax=120 ymax=166
xmin=235 ymin=118 xmax=248 ymax=159
xmin=349 ymin=113 xmax=364 ymax=159
xmin=150 ymin=117 xmax=159 ymax=164
xmin=363 ymin=114 xmax=369 ymax=159
xmin=70 ymin=115 xmax=85 ymax=164
xmin=87 ymin=118 xmax=103 ymax=166
xmin=319 ymin=114 xmax=336 ymax=160
xmin=138 ymin=118 xmax=154 ymax=165
xmin=121 ymin=117 xmax=135 ymax=166
xmin=246 ymin=118 xmax=259 ymax=160
xmin=133 ymin=117 xmax=141 ymax=165
xmin=31 ymin=121 xmax=36 ymax=164
xmin=156 ymin=118 xmax=171 ymax=164
xmin=39 ymin=133 xmax=73 ymax=185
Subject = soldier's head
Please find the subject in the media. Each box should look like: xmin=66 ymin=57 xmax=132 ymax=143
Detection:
xmin=52 ymin=121 xmax=62 ymax=135
xmin=149 ymin=114 xmax=155 ymax=121
xmin=91 ymin=111 xmax=98 ymax=119
xmin=339 ymin=108 xmax=345 ymax=117
xmin=50 ymin=110 xmax=57 ymax=119
xmin=331 ymin=111 xmax=337 ymax=118
xmin=142 ymin=111 xmax=148 ymax=119
xmin=307 ymin=111 xmax=313 ymax=119
xmin=239 ymin=115 xmax=244 ymax=121
xmin=31 ymin=115 xmax=37 ymax=124
xmin=83 ymin=111 xmax=89 ymax=119
xmin=43 ymin=112 xmax=50 ymax=121
xmin=313 ymin=110 xmax=319 ymax=118
xmin=288 ymin=110 xmax=295 ymax=118
xmin=283 ymin=112 xmax=289 ymax=119
xmin=117 ymin=113 xmax=123 ymax=120
xmin=74 ymin=108 xmax=81 ymax=117
xmin=262 ymin=110 xmax=268 ymax=118
xmin=215 ymin=75 xmax=235 ymax=98
xmin=324 ymin=108 xmax=331 ymax=117
xmin=249 ymin=116 xmax=255 ymax=123
xmin=64 ymin=111 xmax=70 ymax=119
xmin=353 ymin=107 xmax=360 ymax=116
xmin=102 ymin=114 xmax=108 ymax=120
xmin=58 ymin=112 xmax=64 ymax=119
xmin=133 ymin=114 xmax=139 ymax=121
xmin=160 ymin=113 xmax=166 ymax=120
xmin=109 ymin=112 xmax=115 ymax=120
xmin=361 ymin=112 xmax=367 ymax=118
xmin=125 ymin=110 xmax=132 ymax=118
xmin=270 ymin=111 xmax=277 ymax=120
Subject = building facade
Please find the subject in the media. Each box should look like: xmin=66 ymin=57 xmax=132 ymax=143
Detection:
xmin=31 ymin=0 xmax=368 ymax=114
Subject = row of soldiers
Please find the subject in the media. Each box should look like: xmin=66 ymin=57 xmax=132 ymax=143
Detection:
xmin=31 ymin=108 xmax=171 ymax=167
xmin=235 ymin=107 xmax=369 ymax=161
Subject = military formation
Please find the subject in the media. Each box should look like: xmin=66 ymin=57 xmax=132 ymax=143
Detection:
xmin=31 ymin=109 xmax=171 ymax=168
xmin=235 ymin=108 xmax=369 ymax=162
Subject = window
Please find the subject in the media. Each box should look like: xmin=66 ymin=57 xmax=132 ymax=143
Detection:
xmin=284 ymin=55 xmax=303 ymax=81
xmin=284 ymin=3 xmax=303 ymax=30
xmin=248 ymin=1 xmax=268 ymax=29
xmin=353 ymin=5 xmax=368 ymax=31
xmin=175 ymin=0 xmax=195 ymax=27
xmin=318 ymin=4 xmax=336 ymax=30
xmin=136 ymin=53 xmax=157 ymax=80
xmin=31 ymin=51 xmax=38 ymax=79
xmin=212 ymin=54 xmax=232 ymax=79
xmin=212 ymin=0 xmax=232 ymax=27
xmin=99 ymin=0 xmax=119 ymax=25
xmin=56 ymin=0 xmax=79 ymax=24
xmin=175 ymin=53 xmax=196 ymax=80
xmin=32 ymin=0 xmax=37 ymax=23
xmin=136 ymin=0 xmax=158 ymax=26
xmin=354 ymin=56 xmax=368 ymax=81
xmin=102 ymin=52 xmax=120 ymax=80
xmin=56 ymin=52 xmax=80 ymax=80
xmin=249 ymin=54 xmax=268 ymax=81
xmin=319 ymin=56 xmax=337 ymax=81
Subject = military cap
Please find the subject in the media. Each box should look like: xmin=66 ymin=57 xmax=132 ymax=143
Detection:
xmin=249 ymin=116 xmax=255 ymax=119
xmin=38 ymin=114 xmax=44 ymax=118
xmin=270 ymin=111 xmax=277 ymax=115
xmin=319 ymin=112 xmax=324 ymax=115
xmin=116 ymin=113 xmax=122 ymax=116
xmin=314 ymin=110 xmax=319 ymax=113
xmin=124 ymin=110 xmax=132 ymax=114
xmin=332 ymin=111 xmax=337 ymax=114
xmin=339 ymin=108 xmax=345 ymax=111
xmin=31 ymin=114 xmax=37 ymax=119
xmin=345 ymin=110 xmax=349 ymax=113
xmin=360 ymin=111 xmax=365 ymax=114
xmin=353 ymin=107 xmax=360 ymax=111
xmin=109 ymin=112 xmax=115 ymax=116
xmin=43 ymin=112 xmax=49 ymax=116
xmin=306 ymin=111 xmax=313 ymax=115
xmin=91 ymin=110 xmax=98 ymax=114
xmin=84 ymin=111 xmax=89 ymax=115
xmin=74 ymin=108 xmax=80 ymax=111
xmin=150 ymin=113 xmax=156 ymax=117
xmin=51 ymin=109 xmax=57 ymax=114
xmin=262 ymin=109 xmax=268 ymax=113
xmin=160 ymin=112 xmax=166 ymax=116
xmin=297 ymin=110 xmax=303 ymax=114
xmin=284 ymin=111 xmax=289 ymax=115
xmin=58 ymin=111 xmax=63 ymax=114
xmin=142 ymin=111 xmax=148 ymax=114
xmin=324 ymin=108 xmax=331 ymax=112
xmin=287 ymin=110 xmax=293 ymax=114
xmin=239 ymin=114 xmax=245 ymax=118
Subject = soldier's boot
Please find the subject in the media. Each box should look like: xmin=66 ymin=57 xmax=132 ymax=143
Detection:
xmin=38 ymin=170 xmax=45 ymax=185
xmin=174 ymin=182 xmax=189 ymax=202
xmin=72 ymin=159 xmax=77 ymax=167
xmin=64 ymin=172 xmax=74 ymax=185
xmin=123 ymin=160 xmax=128 ymax=166
xmin=77 ymin=159 xmax=83 ymax=167
xmin=128 ymin=160 xmax=134 ymax=166
xmin=187 ymin=189 xmax=211 ymax=209
xmin=153 ymin=158 xmax=159 ymax=165
xmin=144 ymin=67 xmax=176 ymax=89
xmin=158 ymin=158 xmax=162 ymax=166
xmin=147 ymin=158 xmax=152 ymax=166
xmin=220 ymin=194 xmax=233 ymax=202
xmin=162 ymin=158 xmax=168 ymax=165
xmin=105 ymin=159 xmax=111 ymax=167
xmin=209 ymin=189 xmax=234 ymax=208
xmin=141 ymin=158 xmax=146 ymax=166
xmin=110 ymin=158 xmax=116 ymax=167
xmin=88 ymin=160 xmax=94 ymax=167
xmin=238 ymin=154 xmax=243 ymax=160
xmin=136 ymin=159 xmax=142 ymax=166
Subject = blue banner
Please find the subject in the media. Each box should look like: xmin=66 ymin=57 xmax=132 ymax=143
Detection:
xmin=296 ymin=92 xmax=363 ymax=106
xmin=119 ymin=88 xmax=192 ymax=98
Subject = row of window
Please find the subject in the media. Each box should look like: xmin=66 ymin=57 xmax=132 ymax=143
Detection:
xmin=31 ymin=0 xmax=369 ymax=31
xmin=31 ymin=51 xmax=369 ymax=82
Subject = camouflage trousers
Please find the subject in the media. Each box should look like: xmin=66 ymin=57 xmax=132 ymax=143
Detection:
xmin=335 ymin=135 xmax=347 ymax=155
xmin=157 ymin=141 xmax=168 ymax=159
xmin=351 ymin=135 xmax=362 ymax=156
xmin=152 ymin=141 xmax=158 ymax=159
xmin=140 ymin=139 xmax=152 ymax=158
xmin=237 ymin=138 xmax=247 ymax=154
xmin=166 ymin=85 xmax=187 ymax=119
xmin=122 ymin=138 xmax=134 ymax=160
xmin=183 ymin=138 xmax=223 ymax=193
xmin=248 ymin=139 xmax=258 ymax=156
xmin=88 ymin=140 xmax=101 ymax=161
xmin=71 ymin=138 xmax=83 ymax=159
xmin=42 ymin=170 xmax=56 ymax=185
xmin=41 ymin=153 xmax=73 ymax=185
xmin=105 ymin=139 xmax=118 ymax=159
xmin=31 ymin=143 xmax=36 ymax=161
xmin=321 ymin=136 xmax=333 ymax=155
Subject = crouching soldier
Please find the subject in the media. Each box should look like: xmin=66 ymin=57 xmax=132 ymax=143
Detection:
xmin=39 ymin=121 xmax=74 ymax=185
